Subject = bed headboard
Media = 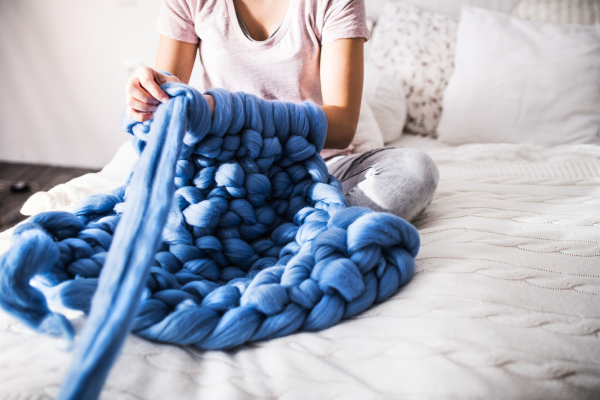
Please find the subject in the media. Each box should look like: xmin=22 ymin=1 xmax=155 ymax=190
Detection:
xmin=365 ymin=0 xmax=522 ymax=20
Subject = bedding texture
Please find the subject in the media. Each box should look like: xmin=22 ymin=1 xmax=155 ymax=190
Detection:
xmin=0 ymin=83 xmax=419 ymax=400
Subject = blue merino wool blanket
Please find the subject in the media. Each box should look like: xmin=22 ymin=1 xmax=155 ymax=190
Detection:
xmin=0 ymin=83 xmax=419 ymax=400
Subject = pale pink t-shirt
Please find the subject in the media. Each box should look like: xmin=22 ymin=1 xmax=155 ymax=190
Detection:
xmin=156 ymin=0 xmax=369 ymax=107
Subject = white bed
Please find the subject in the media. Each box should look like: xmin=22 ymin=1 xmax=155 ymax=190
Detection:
xmin=1 ymin=134 xmax=598 ymax=399
xmin=2 ymin=0 xmax=599 ymax=398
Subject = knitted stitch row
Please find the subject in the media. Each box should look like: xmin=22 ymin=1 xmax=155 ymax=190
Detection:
xmin=0 ymin=83 xmax=419 ymax=400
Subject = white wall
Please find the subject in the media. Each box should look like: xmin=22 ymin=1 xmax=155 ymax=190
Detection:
xmin=0 ymin=0 xmax=164 ymax=168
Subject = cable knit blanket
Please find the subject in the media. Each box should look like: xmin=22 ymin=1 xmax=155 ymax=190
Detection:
xmin=0 ymin=84 xmax=419 ymax=400
xmin=1 ymin=136 xmax=599 ymax=399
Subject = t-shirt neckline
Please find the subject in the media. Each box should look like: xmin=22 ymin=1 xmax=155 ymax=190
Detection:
xmin=237 ymin=15 xmax=283 ymax=42
xmin=225 ymin=0 xmax=296 ymax=49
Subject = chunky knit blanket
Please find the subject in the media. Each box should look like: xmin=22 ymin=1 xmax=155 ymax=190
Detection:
xmin=0 ymin=83 xmax=419 ymax=400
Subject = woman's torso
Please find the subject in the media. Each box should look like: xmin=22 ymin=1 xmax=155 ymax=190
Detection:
xmin=157 ymin=0 xmax=368 ymax=105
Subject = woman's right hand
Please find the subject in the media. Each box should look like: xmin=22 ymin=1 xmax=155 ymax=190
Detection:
xmin=126 ymin=66 xmax=180 ymax=122
xmin=126 ymin=65 xmax=215 ymax=122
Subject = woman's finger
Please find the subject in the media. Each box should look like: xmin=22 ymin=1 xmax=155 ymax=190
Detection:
xmin=126 ymin=95 xmax=159 ymax=113
xmin=127 ymin=78 xmax=160 ymax=105
xmin=127 ymin=107 xmax=154 ymax=122
xmin=203 ymin=94 xmax=215 ymax=117
xmin=138 ymin=69 xmax=170 ymax=103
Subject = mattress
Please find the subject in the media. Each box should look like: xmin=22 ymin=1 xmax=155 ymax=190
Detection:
xmin=1 ymin=135 xmax=599 ymax=399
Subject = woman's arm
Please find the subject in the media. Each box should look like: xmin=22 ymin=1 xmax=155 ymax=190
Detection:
xmin=155 ymin=35 xmax=198 ymax=83
xmin=126 ymin=35 xmax=215 ymax=122
xmin=320 ymin=38 xmax=364 ymax=149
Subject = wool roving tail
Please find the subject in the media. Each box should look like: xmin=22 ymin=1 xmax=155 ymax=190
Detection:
xmin=0 ymin=83 xmax=420 ymax=400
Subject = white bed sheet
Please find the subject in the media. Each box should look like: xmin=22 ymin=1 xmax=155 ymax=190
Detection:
xmin=1 ymin=135 xmax=599 ymax=399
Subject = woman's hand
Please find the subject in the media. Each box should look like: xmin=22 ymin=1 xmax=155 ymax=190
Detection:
xmin=126 ymin=65 xmax=215 ymax=122
xmin=126 ymin=66 xmax=179 ymax=122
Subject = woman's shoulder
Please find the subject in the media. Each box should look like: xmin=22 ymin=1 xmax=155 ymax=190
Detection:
xmin=158 ymin=0 xmax=228 ymax=43
xmin=302 ymin=0 xmax=367 ymax=43
xmin=309 ymin=0 xmax=366 ymax=11
xmin=162 ymin=0 xmax=226 ymax=20
xmin=303 ymin=0 xmax=366 ymax=21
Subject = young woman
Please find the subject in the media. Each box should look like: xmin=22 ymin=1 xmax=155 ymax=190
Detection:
xmin=126 ymin=0 xmax=439 ymax=222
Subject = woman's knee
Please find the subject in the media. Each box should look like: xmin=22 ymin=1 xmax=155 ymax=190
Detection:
xmin=346 ymin=148 xmax=439 ymax=221
xmin=392 ymin=148 xmax=439 ymax=203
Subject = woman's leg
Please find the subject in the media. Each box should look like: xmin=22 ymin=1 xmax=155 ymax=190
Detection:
xmin=327 ymin=147 xmax=439 ymax=222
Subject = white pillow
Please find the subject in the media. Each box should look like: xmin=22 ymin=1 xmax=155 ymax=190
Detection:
xmin=352 ymin=98 xmax=385 ymax=153
xmin=363 ymin=66 xmax=407 ymax=144
xmin=437 ymin=6 xmax=600 ymax=146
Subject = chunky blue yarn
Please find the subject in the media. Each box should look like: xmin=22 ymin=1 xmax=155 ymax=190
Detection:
xmin=0 ymin=82 xmax=419 ymax=400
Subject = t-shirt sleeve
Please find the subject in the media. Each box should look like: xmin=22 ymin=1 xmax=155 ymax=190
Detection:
xmin=321 ymin=0 xmax=369 ymax=44
xmin=156 ymin=0 xmax=199 ymax=44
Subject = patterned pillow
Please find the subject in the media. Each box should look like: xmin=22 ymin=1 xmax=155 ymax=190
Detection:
xmin=367 ymin=1 xmax=459 ymax=137
xmin=512 ymin=0 xmax=600 ymax=25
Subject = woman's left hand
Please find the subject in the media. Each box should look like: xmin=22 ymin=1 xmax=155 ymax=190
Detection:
xmin=203 ymin=94 xmax=215 ymax=118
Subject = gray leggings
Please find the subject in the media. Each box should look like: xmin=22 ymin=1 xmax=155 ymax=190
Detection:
xmin=327 ymin=147 xmax=439 ymax=222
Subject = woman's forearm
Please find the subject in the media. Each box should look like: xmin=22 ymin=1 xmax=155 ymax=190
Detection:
xmin=155 ymin=35 xmax=198 ymax=84
xmin=320 ymin=38 xmax=364 ymax=150
xmin=321 ymin=105 xmax=359 ymax=149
